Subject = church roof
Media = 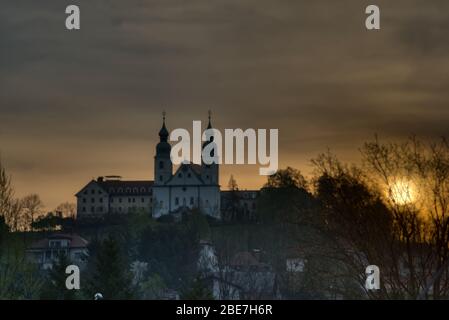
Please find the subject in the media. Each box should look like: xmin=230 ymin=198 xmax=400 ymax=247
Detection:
xmin=189 ymin=164 xmax=203 ymax=177
xmin=164 ymin=162 xmax=205 ymax=185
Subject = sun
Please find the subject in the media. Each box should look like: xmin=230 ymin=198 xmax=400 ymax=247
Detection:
xmin=389 ymin=179 xmax=415 ymax=205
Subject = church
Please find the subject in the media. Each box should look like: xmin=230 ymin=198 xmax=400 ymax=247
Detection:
xmin=152 ymin=113 xmax=221 ymax=219
xmin=75 ymin=113 xmax=225 ymax=220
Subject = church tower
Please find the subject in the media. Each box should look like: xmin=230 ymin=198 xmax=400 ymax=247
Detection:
xmin=202 ymin=111 xmax=219 ymax=185
xmin=154 ymin=112 xmax=172 ymax=185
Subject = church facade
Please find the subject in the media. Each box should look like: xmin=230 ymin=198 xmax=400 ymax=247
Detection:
xmin=152 ymin=114 xmax=221 ymax=219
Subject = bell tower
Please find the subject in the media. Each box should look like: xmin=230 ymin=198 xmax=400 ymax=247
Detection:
xmin=154 ymin=112 xmax=172 ymax=185
xmin=202 ymin=110 xmax=219 ymax=185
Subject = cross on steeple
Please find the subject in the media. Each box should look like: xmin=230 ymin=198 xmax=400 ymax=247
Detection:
xmin=207 ymin=109 xmax=212 ymax=129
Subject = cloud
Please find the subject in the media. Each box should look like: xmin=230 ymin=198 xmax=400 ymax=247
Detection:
xmin=1 ymin=0 xmax=449 ymax=208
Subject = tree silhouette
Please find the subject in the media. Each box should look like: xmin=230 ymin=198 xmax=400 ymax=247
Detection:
xmin=88 ymin=236 xmax=134 ymax=299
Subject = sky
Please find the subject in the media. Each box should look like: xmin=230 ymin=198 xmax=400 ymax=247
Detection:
xmin=1 ymin=0 xmax=449 ymax=210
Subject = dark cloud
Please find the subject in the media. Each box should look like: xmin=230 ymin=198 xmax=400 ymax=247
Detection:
xmin=1 ymin=0 xmax=449 ymax=208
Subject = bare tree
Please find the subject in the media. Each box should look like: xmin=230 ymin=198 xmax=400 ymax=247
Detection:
xmin=20 ymin=194 xmax=44 ymax=231
xmin=55 ymin=202 xmax=77 ymax=218
xmin=0 ymin=157 xmax=23 ymax=231
xmin=0 ymin=157 xmax=13 ymax=217
xmin=361 ymin=136 xmax=449 ymax=299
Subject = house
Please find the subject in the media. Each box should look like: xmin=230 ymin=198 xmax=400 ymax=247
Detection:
xmin=197 ymin=243 xmax=280 ymax=300
xmin=25 ymin=233 xmax=89 ymax=270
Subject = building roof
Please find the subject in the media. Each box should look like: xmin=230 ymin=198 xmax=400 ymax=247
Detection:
xmin=76 ymin=179 xmax=153 ymax=196
xmin=165 ymin=163 xmax=205 ymax=185
xmin=27 ymin=233 xmax=89 ymax=250
xmin=97 ymin=180 xmax=153 ymax=195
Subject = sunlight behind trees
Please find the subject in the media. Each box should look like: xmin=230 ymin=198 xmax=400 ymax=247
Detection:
xmin=389 ymin=179 xmax=416 ymax=206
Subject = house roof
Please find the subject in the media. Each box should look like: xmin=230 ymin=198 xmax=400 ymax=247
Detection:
xmin=27 ymin=233 xmax=89 ymax=250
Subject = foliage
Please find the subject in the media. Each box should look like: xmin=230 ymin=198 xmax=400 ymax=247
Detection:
xmin=181 ymin=275 xmax=214 ymax=300
xmin=87 ymin=236 xmax=134 ymax=299
xmin=40 ymin=253 xmax=78 ymax=300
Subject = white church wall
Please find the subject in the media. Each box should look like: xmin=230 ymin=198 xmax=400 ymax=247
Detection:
xmin=152 ymin=187 xmax=171 ymax=218
xmin=199 ymin=186 xmax=221 ymax=219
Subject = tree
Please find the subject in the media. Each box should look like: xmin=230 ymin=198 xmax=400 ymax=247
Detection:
xmin=228 ymin=175 xmax=238 ymax=191
xmin=40 ymin=253 xmax=78 ymax=300
xmin=139 ymin=273 xmax=167 ymax=299
xmin=258 ymin=167 xmax=316 ymax=224
xmin=31 ymin=212 xmax=65 ymax=231
xmin=20 ymin=194 xmax=44 ymax=231
xmin=0 ymin=215 xmax=9 ymax=247
xmin=222 ymin=175 xmax=244 ymax=222
xmin=0 ymin=250 xmax=44 ymax=299
xmin=0 ymin=157 xmax=19 ymax=231
xmin=181 ymin=275 xmax=214 ymax=300
xmin=264 ymin=167 xmax=308 ymax=189
xmin=88 ymin=236 xmax=134 ymax=299
xmin=362 ymin=136 xmax=449 ymax=299
xmin=312 ymin=152 xmax=394 ymax=299
xmin=55 ymin=202 xmax=76 ymax=218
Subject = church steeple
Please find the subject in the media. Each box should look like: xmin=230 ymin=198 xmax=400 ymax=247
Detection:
xmin=202 ymin=110 xmax=219 ymax=186
xmin=158 ymin=111 xmax=169 ymax=142
xmin=207 ymin=109 xmax=212 ymax=129
xmin=155 ymin=111 xmax=172 ymax=185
